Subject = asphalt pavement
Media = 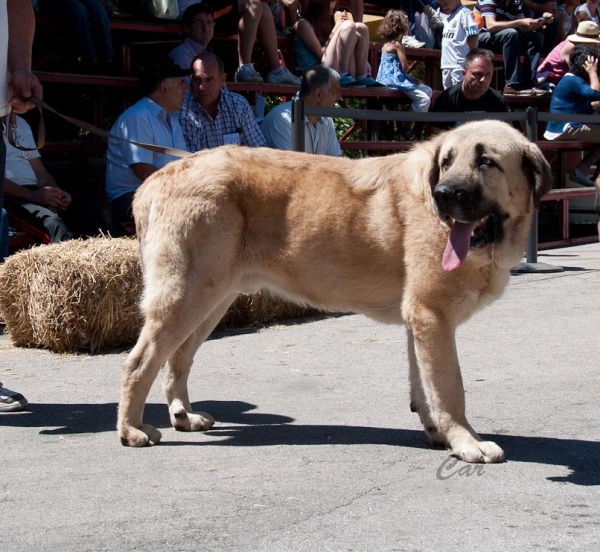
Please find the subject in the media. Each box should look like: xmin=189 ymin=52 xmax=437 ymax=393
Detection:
xmin=1 ymin=243 xmax=599 ymax=551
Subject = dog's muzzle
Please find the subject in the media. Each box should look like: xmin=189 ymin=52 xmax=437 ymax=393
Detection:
xmin=432 ymin=182 xmax=504 ymax=272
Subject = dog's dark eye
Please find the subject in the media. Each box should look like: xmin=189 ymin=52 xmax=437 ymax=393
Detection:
xmin=441 ymin=158 xmax=452 ymax=171
xmin=478 ymin=157 xmax=497 ymax=170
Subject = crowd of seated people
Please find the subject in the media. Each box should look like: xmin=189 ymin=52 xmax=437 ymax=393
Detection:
xmin=16 ymin=0 xmax=600 ymax=243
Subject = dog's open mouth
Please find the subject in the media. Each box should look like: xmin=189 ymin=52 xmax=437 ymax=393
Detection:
xmin=442 ymin=213 xmax=500 ymax=272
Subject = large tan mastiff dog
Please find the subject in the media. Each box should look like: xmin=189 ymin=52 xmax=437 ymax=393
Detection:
xmin=118 ymin=120 xmax=551 ymax=463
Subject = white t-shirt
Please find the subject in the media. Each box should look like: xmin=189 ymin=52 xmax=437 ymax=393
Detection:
xmin=3 ymin=116 xmax=42 ymax=187
xmin=574 ymin=4 xmax=600 ymax=25
xmin=441 ymin=6 xmax=480 ymax=71
xmin=1 ymin=0 xmax=9 ymax=117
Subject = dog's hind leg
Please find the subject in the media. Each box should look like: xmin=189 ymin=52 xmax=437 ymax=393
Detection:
xmin=162 ymin=294 xmax=238 ymax=433
xmin=118 ymin=324 xmax=182 ymax=447
xmin=118 ymin=278 xmax=236 ymax=447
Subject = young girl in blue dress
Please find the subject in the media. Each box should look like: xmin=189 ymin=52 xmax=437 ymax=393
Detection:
xmin=376 ymin=9 xmax=433 ymax=113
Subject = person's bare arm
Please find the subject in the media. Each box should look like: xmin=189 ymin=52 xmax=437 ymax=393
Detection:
xmin=294 ymin=19 xmax=326 ymax=58
xmin=3 ymin=176 xmax=69 ymax=209
xmin=131 ymin=162 xmax=159 ymax=182
xmin=483 ymin=13 xmax=545 ymax=34
xmin=29 ymin=157 xmax=57 ymax=189
xmin=6 ymin=0 xmax=43 ymax=113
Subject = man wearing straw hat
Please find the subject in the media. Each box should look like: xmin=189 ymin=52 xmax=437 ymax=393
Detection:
xmin=1 ymin=0 xmax=43 ymax=412
xmin=535 ymin=20 xmax=600 ymax=87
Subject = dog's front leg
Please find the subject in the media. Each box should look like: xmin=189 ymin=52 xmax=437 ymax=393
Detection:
xmin=407 ymin=329 xmax=446 ymax=448
xmin=407 ymin=312 xmax=505 ymax=463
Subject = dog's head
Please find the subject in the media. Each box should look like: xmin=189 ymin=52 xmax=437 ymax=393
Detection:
xmin=427 ymin=121 xmax=551 ymax=271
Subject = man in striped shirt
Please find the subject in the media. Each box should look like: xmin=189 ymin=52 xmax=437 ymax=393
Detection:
xmin=475 ymin=0 xmax=553 ymax=95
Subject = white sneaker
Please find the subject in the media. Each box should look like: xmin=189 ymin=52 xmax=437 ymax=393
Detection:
xmin=0 ymin=382 xmax=28 ymax=412
xmin=234 ymin=64 xmax=263 ymax=83
xmin=265 ymin=66 xmax=301 ymax=86
xmin=402 ymin=35 xmax=426 ymax=49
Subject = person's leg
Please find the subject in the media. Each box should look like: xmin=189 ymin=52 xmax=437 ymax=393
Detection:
xmin=237 ymin=0 xmax=264 ymax=66
xmin=254 ymin=0 xmax=283 ymax=70
xmin=0 ymin=117 xmax=5 ymax=215
xmin=407 ymin=86 xmax=432 ymax=112
xmin=478 ymin=28 xmax=520 ymax=87
xmin=353 ymin=22 xmax=370 ymax=78
xmin=40 ymin=0 xmax=97 ymax=62
xmin=561 ymin=125 xmax=600 ymax=185
xmin=519 ymin=30 xmax=544 ymax=89
xmin=323 ymin=21 xmax=358 ymax=75
xmin=4 ymin=200 xmax=73 ymax=242
xmin=60 ymin=196 xmax=116 ymax=238
xmin=109 ymin=192 xmax=136 ymax=235
xmin=0 ymin=116 xmax=27 ymax=412
xmin=0 ymin=209 xmax=8 ymax=263
xmin=79 ymin=0 xmax=115 ymax=61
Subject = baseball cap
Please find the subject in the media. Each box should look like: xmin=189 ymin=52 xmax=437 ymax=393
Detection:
xmin=141 ymin=55 xmax=191 ymax=87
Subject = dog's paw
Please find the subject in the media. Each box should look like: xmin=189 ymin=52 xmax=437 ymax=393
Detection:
xmin=425 ymin=426 xmax=448 ymax=448
xmin=120 ymin=424 xmax=162 ymax=447
xmin=452 ymin=440 xmax=505 ymax=464
xmin=171 ymin=406 xmax=215 ymax=432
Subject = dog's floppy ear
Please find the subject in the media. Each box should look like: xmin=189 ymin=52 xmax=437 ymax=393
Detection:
xmin=523 ymin=142 xmax=552 ymax=209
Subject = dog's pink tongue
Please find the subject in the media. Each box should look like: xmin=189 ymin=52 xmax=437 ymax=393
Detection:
xmin=442 ymin=221 xmax=478 ymax=272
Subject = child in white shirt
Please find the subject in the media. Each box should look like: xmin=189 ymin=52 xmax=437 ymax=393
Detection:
xmin=439 ymin=0 xmax=480 ymax=89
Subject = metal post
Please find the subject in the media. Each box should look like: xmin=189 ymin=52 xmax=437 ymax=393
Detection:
xmin=512 ymin=107 xmax=563 ymax=274
xmin=291 ymin=98 xmax=305 ymax=153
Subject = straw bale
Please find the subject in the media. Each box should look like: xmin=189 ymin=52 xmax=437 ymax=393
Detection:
xmin=0 ymin=237 xmax=319 ymax=354
xmin=0 ymin=237 xmax=143 ymax=353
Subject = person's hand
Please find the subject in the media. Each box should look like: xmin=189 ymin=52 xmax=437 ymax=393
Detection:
xmin=8 ymin=67 xmax=43 ymax=114
xmin=519 ymin=18 xmax=543 ymax=32
xmin=591 ymin=100 xmax=600 ymax=114
xmin=33 ymin=186 xmax=70 ymax=210
xmin=541 ymin=12 xmax=554 ymax=24
xmin=583 ymin=55 xmax=598 ymax=76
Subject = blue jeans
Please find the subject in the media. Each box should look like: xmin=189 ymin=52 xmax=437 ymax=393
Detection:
xmin=477 ymin=28 xmax=544 ymax=89
xmin=39 ymin=0 xmax=114 ymax=62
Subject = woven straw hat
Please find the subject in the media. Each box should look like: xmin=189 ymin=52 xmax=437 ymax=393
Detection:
xmin=568 ymin=21 xmax=600 ymax=44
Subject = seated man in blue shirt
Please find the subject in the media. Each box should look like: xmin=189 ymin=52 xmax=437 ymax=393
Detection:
xmin=105 ymin=55 xmax=190 ymax=233
xmin=179 ymin=52 xmax=266 ymax=151
xmin=260 ymin=64 xmax=343 ymax=156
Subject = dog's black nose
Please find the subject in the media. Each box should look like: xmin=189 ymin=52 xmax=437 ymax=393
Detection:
xmin=433 ymin=184 xmax=469 ymax=205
